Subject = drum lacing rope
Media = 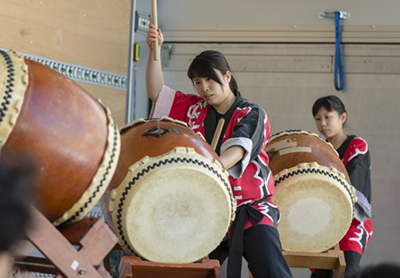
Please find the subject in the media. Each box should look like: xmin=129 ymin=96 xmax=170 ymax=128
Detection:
xmin=275 ymin=168 xmax=356 ymax=217
xmin=62 ymin=122 xmax=120 ymax=225
xmin=0 ymin=50 xmax=15 ymax=121
xmin=116 ymin=157 xmax=232 ymax=254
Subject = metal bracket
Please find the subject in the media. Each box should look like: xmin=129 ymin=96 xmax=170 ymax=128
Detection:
xmin=161 ymin=44 xmax=174 ymax=68
xmin=135 ymin=10 xmax=151 ymax=33
xmin=318 ymin=11 xmax=350 ymax=19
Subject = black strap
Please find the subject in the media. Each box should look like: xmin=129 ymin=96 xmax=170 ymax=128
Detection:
xmin=227 ymin=197 xmax=271 ymax=278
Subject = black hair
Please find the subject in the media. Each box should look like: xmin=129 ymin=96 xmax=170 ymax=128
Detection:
xmin=0 ymin=149 xmax=35 ymax=253
xmin=312 ymin=95 xmax=347 ymax=117
xmin=187 ymin=50 xmax=239 ymax=95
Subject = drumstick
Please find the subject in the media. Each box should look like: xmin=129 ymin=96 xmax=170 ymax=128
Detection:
xmin=151 ymin=0 xmax=160 ymax=61
xmin=211 ymin=118 xmax=225 ymax=151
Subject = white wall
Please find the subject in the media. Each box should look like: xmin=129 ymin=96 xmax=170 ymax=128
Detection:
xmin=159 ymin=0 xmax=400 ymax=26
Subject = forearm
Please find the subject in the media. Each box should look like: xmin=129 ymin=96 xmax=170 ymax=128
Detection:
xmin=146 ymin=48 xmax=164 ymax=103
xmin=219 ymin=146 xmax=245 ymax=170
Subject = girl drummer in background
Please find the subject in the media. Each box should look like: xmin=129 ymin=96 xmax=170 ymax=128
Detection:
xmin=312 ymin=96 xmax=373 ymax=277
xmin=146 ymin=24 xmax=292 ymax=278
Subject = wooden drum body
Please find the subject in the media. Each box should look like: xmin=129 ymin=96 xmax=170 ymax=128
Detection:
xmin=101 ymin=117 xmax=235 ymax=264
xmin=0 ymin=50 xmax=120 ymax=226
xmin=265 ymin=130 xmax=357 ymax=252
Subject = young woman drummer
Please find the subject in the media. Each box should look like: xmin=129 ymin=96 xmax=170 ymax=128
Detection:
xmin=146 ymin=24 xmax=292 ymax=278
xmin=312 ymin=96 xmax=373 ymax=277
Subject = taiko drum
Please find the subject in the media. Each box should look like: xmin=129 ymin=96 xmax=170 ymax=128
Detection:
xmin=0 ymin=50 xmax=120 ymax=226
xmin=265 ymin=130 xmax=357 ymax=252
xmin=101 ymin=117 xmax=236 ymax=263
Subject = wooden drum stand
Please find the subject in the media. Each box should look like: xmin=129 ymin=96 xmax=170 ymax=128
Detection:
xmin=119 ymin=257 xmax=222 ymax=278
xmin=282 ymin=245 xmax=346 ymax=278
xmin=121 ymin=246 xmax=345 ymax=278
xmin=13 ymin=205 xmax=118 ymax=278
xmin=13 ymin=205 xmax=223 ymax=278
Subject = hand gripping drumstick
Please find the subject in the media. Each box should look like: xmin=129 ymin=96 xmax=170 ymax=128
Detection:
xmin=151 ymin=0 xmax=160 ymax=61
xmin=211 ymin=118 xmax=225 ymax=151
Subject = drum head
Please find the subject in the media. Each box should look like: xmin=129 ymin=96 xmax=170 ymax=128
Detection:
xmin=112 ymin=147 xmax=234 ymax=263
xmin=273 ymin=163 xmax=355 ymax=252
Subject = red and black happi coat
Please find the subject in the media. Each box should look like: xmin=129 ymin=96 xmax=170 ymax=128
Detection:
xmin=337 ymin=135 xmax=372 ymax=219
xmin=336 ymin=135 xmax=373 ymax=254
xmin=150 ymin=85 xmax=280 ymax=229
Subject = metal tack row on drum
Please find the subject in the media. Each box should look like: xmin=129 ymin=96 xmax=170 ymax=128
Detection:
xmin=265 ymin=130 xmax=357 ymax=253
xmin=0 ymin=50 xmax=235 ymax=264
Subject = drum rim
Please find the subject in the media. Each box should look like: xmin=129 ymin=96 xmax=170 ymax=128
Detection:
xmin=120 ymin=116 xmax=208 ymax=144
xmin=110 ymin=146 xmax=235 ymax=258
xmin=53 ymin=100 xmax=121 ymax=226
xmin=267 ymin=129 xmax=338 ymax=157
xmin=0 ymin=50 xmax=28 ymax=148
xmin=120 ymin=116 xmax=189 ymax=133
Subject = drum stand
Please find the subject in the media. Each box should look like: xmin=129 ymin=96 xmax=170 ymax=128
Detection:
xmin=119 ymin=256 xmax=223 ymax=278
xmin=248 ymin=244 xmax=346 ymax=278
xmin=282 ymin=244 xmax=346 ymax=278
xmin=13 ymin=204 xmax=118 ymax=278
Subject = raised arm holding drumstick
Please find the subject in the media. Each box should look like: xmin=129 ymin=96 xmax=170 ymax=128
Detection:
xmin=146 ymin=23 xmax=292 ymax=278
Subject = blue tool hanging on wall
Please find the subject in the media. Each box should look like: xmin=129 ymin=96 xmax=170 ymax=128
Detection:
xmin=319 ymin=11 xmax=350 ymax=91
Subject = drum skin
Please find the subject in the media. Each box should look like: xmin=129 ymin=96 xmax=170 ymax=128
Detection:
xmin=265 ymin=131 xmax=351 ymax=185
xmin=0 ymin=50 xmax=119 ymax=225
xmin=101 ymin=118 xmax=222 ymax=225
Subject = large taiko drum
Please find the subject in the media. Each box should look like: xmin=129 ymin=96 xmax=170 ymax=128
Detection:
xmin=0 ymin=50 xmax=120 ymax=226
xmin=101 ymin=117 xmax=236 ymax=263
xmin=265 ymin=130 xmax=357 ymax=252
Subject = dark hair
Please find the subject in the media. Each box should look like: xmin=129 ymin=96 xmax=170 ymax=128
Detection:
xmin=345 ymin=263 xmax=400 ymax=278
xmin=312 ymin=95 xmax=347 ymax=117
xmin=187 ymin=50 xmax=239 ymax=95
xmin=0 ymin=149 xmax=34 ymax=252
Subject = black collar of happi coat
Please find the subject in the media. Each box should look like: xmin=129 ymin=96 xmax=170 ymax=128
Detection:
xmin=204 ymin=90 xmax=243 ymax=155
